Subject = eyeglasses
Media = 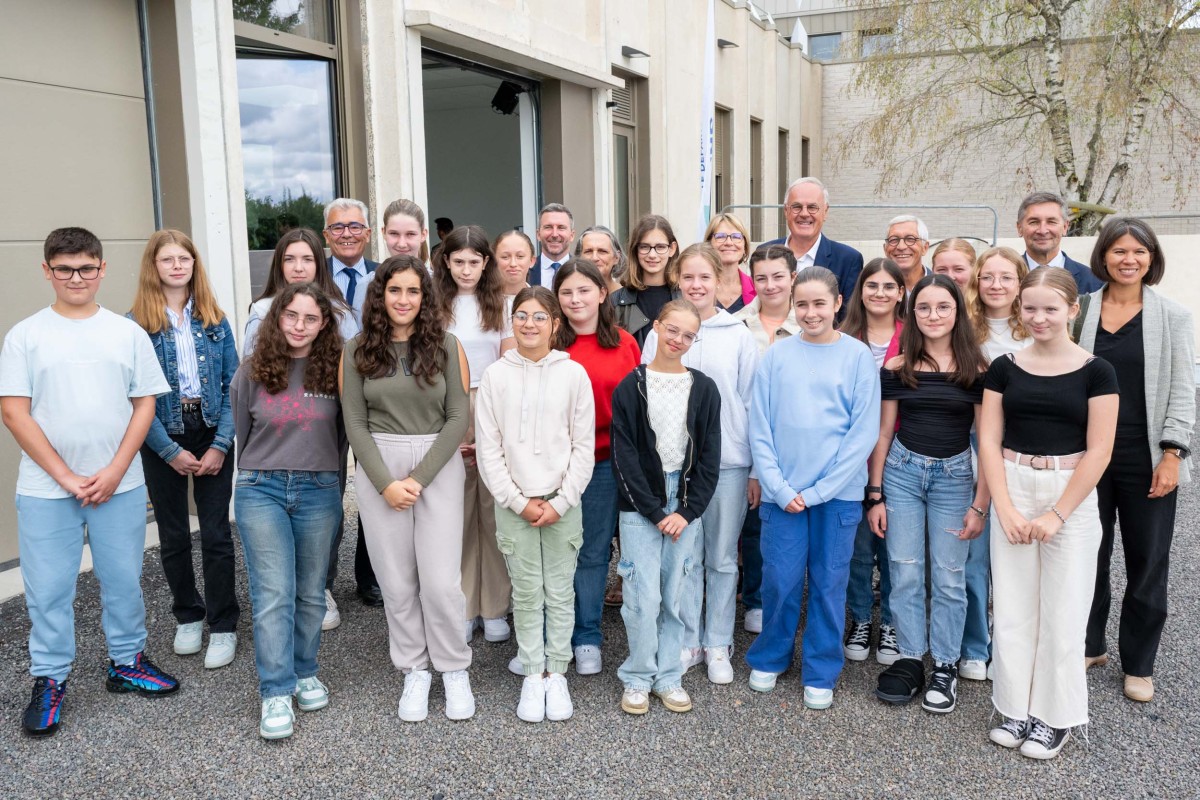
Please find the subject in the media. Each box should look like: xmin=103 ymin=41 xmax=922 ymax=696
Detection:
xmin=864 ymin=281 xmax=900 ymax=295
xmin=914 ymin=303 xmax=956 ymax=318
xmin=710 ymin=232 xmax=745 ymax=242
xmin=156 ymin=255 xmax=194 ymax=268
xmin=49 ymin=265 xmax=101 ymax=281
xmin=281 ymin=309 xmax=323 ymax=327
xmin=785 ymin=203 xmax=823 ymax=216
xmin=326 ymin=223 xmax=368 ymax=236
xmin=512 ymin=310 xmax=551 ymax=324
xmin=978 ymin=274 xmax=1017 ymax=286
xmin=885 ymin=235 xmax=923 ymax=248
xmin=660 ymin=323 xmax=699 ymax=345
xmin=637 ymin=243 xmax=672 ymax=255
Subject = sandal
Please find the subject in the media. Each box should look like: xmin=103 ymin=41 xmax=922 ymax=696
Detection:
xmin=604 ymin=577 xmax=624 ymax=607
xmin=875 ymin=658 xmax=925 ymax=705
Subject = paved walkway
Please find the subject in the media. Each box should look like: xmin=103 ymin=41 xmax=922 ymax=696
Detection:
xmin=1 ymin=475 xmax=1197 ymax=799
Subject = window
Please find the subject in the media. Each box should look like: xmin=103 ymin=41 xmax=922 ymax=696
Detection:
xmin=808 ymin=33 xmax=842 ymax=62
xmin=714 ymin=107 xmax=732 ymax=215
xmin=233 ymin=1 xmax=334 ymax=44
xmin=750 ymin=118 xmax=763 ymax=241
xmin=861 ymin=29 xmax=896 ymax=57
xmin=778 ymin=129 xmax=789 ymax=237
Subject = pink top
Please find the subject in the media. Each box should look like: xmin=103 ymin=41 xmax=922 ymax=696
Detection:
xmin=739 ymin=271 xmax=757 ymax=305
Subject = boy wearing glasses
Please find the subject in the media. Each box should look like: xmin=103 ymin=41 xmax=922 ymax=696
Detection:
xmin=0 ymin=227 xmax=178 ymax=738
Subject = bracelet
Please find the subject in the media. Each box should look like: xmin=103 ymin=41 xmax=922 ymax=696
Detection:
xmin=969 ymin=505 xmax=987 ymax=519
xmin=865 ymin=485 xmax=883 ymax=494
xmin=862 ymin=495 xmax=886 ymax=509
xmin=1050 ymin=506 xmax=1067 ymax=524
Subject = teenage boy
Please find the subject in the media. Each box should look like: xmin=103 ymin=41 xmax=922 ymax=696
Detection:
xmin=0 ymin=227 xmax=179 ymax=738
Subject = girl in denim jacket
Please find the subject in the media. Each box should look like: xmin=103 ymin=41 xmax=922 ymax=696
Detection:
xmin=129 ymin=230 xmax=240 ymax=669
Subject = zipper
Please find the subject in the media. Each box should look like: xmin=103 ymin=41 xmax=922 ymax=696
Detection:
xmin=635 ymin=369 xmax=668 ymax=502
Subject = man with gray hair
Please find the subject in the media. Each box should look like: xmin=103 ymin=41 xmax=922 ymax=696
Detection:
xmin=323 ymin=197 xmax=378 ymax=326
xmin=762 ymin=177 xmax=863 ymax=319
xmin=1016 ymin=192 xmax=1103 ymax=292
xmin=883 ymin=214 xmax=931 ymax=294
xmin=531 ymin=203 xmax=576 ymax=287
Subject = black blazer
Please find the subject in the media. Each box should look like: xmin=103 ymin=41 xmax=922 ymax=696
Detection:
xmin=762 ymin=234 xmax=864 ymax=320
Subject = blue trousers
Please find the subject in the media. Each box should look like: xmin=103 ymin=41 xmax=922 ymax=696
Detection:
xmin=746 ymin=499 xmax=861 ymax=689
xmin=572 ymin=459 xmax=618 ymax=648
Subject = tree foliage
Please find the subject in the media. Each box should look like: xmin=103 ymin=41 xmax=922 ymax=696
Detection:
xmin=232 ymin=0 xmax=301 ymax=32
xmin=833 ymin=0 xmax=1200 ymax=233
xmin=245 ymin=190 xmax=326 ymax=251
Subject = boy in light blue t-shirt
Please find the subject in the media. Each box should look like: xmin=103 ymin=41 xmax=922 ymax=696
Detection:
xmin=0 ymin=227 xmax=180 ymax=738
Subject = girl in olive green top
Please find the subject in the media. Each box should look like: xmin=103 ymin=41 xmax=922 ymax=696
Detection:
xmin=340 ymin=256 xmax=476 ymax=723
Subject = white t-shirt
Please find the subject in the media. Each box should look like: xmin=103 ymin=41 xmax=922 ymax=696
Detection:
xmin=982 ymin=316 xmax=1032 ymax=363
xmin=646 ymin=368 xmax=693 ymax=472
xmin=0 ymin=306 xmax=170 ymax=499
xmin=447 ymin=294 xmax=513 ymax=389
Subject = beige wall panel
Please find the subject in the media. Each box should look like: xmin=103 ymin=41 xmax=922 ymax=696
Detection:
xmin=1 ymin=0 xmax=144 ymax=98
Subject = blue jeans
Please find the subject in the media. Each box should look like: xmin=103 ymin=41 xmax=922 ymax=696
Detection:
xmin=740 ymin=509 xmax=762 ymax=610
xmin=572 ymin=459 xmax=618 ymax=648
xmin=745 ymin=499 xmax=861 ymax=689
xmin=882 ymin=439 xmax=974 ymax=665
xmin=961 ymin=518 xmax=992 ymax=661
xmin=847 ymin=517 xmax=892 ymax=626
xmin=17 ymin=487 xmax=149 ymax=682
xmin=617 ymin=471 xmax=701 ymax=692
xmin=682 ymin=467 xmax=749 ymax=649
xmin=234 ymin=469 xmax=341 ymax=699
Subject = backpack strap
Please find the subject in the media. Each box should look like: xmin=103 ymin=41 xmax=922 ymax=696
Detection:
xmin=1070 ymin=293 xmax=1091 ymax=344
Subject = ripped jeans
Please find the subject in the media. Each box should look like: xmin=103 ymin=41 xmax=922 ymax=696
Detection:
xmin=616 ymin=471 xmax=701 ymax=692
xmin=882 ymin=438 xmax=975 ymax=666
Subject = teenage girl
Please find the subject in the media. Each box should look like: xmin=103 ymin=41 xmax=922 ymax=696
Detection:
xmin=434 ymin=225 xmax=516 ymax=644
xmin=980 ymin=267 xmax=1117 ymax=760
xmin=382 ymin=198 xmax=430 ymax=263
xmin=642 ymin=244 xmax=758 ymax=685
xmin=341 ymin=255 xmax=476 ymax=723
xmin=130 ymin=230 xmax=240 ymax=669
xmin=931 ymin=238 xmax=977 ymax=295
xmin=612 ymin=214 xmax=681 ymax=348
xmin=867 ymin=274 xmax=989 ymax=713
xmin=231 ymin=284 xmax=345 ymax=740
xmin=612 ymin=300 xmax=721 ymax=715
xmin=494 ymin=229 xmax=536 ymax=298
xmin=745 ymin=266 xmax=880 ymax=711
xmin=476 ymin=286 xmax=595 ymax=722
xmin=575 ymin=225 xmax=627 ymax=292
xmin=553 ymin=259 xmax=641 ymax=676
xmin=836 ymin=258 xmax=905 ymax=666
xmin=703 ymin=212 xmax=756 ymax=312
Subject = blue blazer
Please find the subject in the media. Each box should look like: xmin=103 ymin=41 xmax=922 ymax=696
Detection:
xmin=1063 ymin=253 xmax=1103 ymax=294
xmin=762 ymin=234 xmax=864 ymax=320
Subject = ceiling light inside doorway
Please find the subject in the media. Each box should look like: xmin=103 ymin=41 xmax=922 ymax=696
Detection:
xmin=491 ymin=81 xmax=524 ymax=115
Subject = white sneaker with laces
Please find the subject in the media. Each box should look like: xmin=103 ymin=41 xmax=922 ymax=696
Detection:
xmin=680 ymin=646 xmax=704 ymax=672
xmin=749 ymin=669 xmax=778 ymax=692
xmin=259 ymin=695 xmax=294 ymax=740
xmin=544 ymin=673 xmax=573 ymax=721
xmin=293 ymin=676 xmax=329 ymax=712
xmin=322 ymin=590 xmax=341 ymax=631
xmin=174 ymin=621 xmax=203 ymax=655
xmin=517 ymin=674 xmax=545 ymax=722
xmin=705 ymin=646 xmax=734 ymax=684
xmin=843 ymin=620 xmax=871 ymax=662
xmin=204 ymin=632 xmax=237 ymax=669
xmin=743 ymin=608 xmax=763 ymax=634
xmin=508 ymin=655 xmax=526 ymax=676
xmin=959 ymin=659 xmax=988 ymax=681
xmin=443 ymin=670 xmax=476 ymax=720
xmin=574 ymin=645 xmax=602 ymax=675
xmin=398 ymin=669 xmax=432 ymax=722
xmin=483 ymin=617 xmax=511 ymax=642
xmin=803 ymin=686 xmax=834 ymax=710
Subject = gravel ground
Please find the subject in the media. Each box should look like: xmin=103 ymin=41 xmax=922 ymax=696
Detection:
xmin=0 ymin=471 xmax=1197 ymax=800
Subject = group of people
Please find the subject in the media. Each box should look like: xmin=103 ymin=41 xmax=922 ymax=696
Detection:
xmin=3 ymin=179 xmax=1192 ymax=763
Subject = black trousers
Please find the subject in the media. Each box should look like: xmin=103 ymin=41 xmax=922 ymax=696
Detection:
xmin=325 ymin=449 xmax=378 ymax=593
xmin=1085 ymin=434 xmax=1178 ymax=677
xmin=141 ymin=409 xmax=240 ymax=632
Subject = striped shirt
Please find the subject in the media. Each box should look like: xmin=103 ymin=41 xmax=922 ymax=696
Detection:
xmin=166 ymin=299 xmax=202 ymax=399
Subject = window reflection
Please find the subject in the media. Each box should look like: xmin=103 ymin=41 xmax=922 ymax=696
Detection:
xmin=233 ymin=0 xmax=333 ymax=44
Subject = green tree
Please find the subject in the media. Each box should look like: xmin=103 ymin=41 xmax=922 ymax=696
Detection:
xmin=245 ymin=190 xmax=326 ymax=251
xmin=232 ymin=0 xmax=300 ymax=33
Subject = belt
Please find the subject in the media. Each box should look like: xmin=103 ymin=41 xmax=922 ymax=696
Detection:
xmin=181 ymin=399 xmax=202 ymax=413
xmin=1003 ymin=448 xmax=1084 ymax=470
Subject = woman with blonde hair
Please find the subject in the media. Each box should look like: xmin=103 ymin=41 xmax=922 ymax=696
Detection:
xmin=129 ymin=229 xmax=240 ymax=669
xmin=969 ymin=247 xmax=1030 ymax=360
xmin=703 ymin=212 xmax=756 ymax=312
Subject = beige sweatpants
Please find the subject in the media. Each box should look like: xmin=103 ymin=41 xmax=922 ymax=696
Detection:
xmin=461 ymin=388 xmax=512 ymax=621
xmin=356 ymin=432 xmax=472 ymax=673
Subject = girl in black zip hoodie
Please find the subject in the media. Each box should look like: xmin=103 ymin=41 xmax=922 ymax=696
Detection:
xmin=610 ymin=299 xmax=722 ymax=716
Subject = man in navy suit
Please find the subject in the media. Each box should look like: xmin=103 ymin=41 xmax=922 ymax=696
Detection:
xmin=321 ymin=198 xmax=381 ymax=614
xmin=762 ymin=177 xmax=863 ymax=319
xmin=1016 ymin=192 xmax=1103 ymax=293
xmin=530 ymin=203 xmax=575 ymax=287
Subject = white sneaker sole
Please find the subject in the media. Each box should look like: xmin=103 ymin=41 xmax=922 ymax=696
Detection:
xmin=204 ymin=650 xmax=236 ymax=669
xmin=446 ymin=702 xmax=476 ymax=721
xmin=321 ymin=614 xmax=341 ymax=632
xmin=843 ymin=646 xmax=869 ymax=662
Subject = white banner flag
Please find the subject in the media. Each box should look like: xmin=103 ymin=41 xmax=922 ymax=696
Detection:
xmin=697 ymin=0 xmax=716 ymax=239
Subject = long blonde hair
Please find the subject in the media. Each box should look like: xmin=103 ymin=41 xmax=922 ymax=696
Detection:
xmin=969 ymin=246 xmax=1029 ymax=345
xmin=130 ymin=229 xmax=225 ymax=334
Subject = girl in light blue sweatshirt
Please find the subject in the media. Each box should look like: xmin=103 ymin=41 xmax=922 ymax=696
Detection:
xmin=744 ymin=266 xmax=881 ymax=710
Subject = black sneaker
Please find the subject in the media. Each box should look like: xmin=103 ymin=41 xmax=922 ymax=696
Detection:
xmin=876 ymin=624 xmax=900 ymax=665
xmin=22 ymin=677 xmax=66 ymax=737
xmin=875 ymin=658 xmax=924 ymax=705
xmin=989 ymin=716 xmax=1030 ymax=749
xmin=106 ymin=652 xmax=180 ymax=696
xmin=922 ymin=662 xmax=958 ymax=713
xmin=843 ymin=621 xmax=871 ymax=661
xmin=1019 ymin=717 xmax=1070 ymax=760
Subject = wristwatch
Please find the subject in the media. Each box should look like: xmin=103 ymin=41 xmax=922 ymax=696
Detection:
xmin=1164 ymin=447 xmax=1184 ymax=460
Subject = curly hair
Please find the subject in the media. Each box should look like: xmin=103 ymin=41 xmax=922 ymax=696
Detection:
xmin=433 ymin=225 xmax=507 ymax=333
xmin=249 ymin=283 xmax=344 ymax=395
xmin=354 ymin=255 xmax=448 ymax=386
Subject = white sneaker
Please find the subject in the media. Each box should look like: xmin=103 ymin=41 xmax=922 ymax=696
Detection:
xmin=174 ymin=621 xmax=203 ymax=655
xmin=705 ymin=646 xmax=734 ymax=684
xmin=443 ymin=670 xmax=476 ymax=720
xmin=203 ymin=632 xmax=237 ymax=669
xmin=259 ymin=695 xmax=294 ymax=740
xmin=465 ymin=618 xmax=479 ymax=643
xmin=517 ymin=674 xmax=546 ymax=723
xmin=508 ymin=655 xmax=525 ymax=676
xmin=749 ymin=669 xmax=778 ymax=692
xmin=574 ymin=645 xmax=602 ymax=675
xmin=544 ymin=674 xmax=573 ymax=721
xmin=959 ymin=659 xmax=988 ymax=681
xmin=803 ymin=686 xmax=834 ymax=710
xmin=398 ymin=669 xmax=432 ymax=722
xmin=744 ymin=608 xmax=763 ymax=634
xmin=293 ymin=676 xmax=329 ymax=712
xmin=483 ymin=617 xmax=511 ymax=642
xmin=322 ymin=590 xmax=341 ymax=631
xmin=680 ymin=646 xmax=704 ymax=672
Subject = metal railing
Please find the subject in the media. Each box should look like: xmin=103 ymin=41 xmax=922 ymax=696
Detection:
xmin=721 ymin=202 xmax=1001 ymax=244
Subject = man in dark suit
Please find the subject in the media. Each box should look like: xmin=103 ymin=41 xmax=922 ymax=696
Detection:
xmin=1017 ymin=192 xmax=1104 ymax=293
xmin=762 ymin=177 xmax=863 ymax=319
xmin=529 ymin=203 xmax=575 ymax=287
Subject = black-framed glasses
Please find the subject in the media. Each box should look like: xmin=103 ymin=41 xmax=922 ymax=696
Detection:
xmin=513 ymin=310 xmax=552 ymax=324
xmin=636 ymin=243 xmax=672 ymax=255
xmin=885 ymin=235 xmax=923 ymax=247
xmin=326 ymin=222 xmax=368 ymax=236
xmin=49 ymin=265 xmax=101 ymax=281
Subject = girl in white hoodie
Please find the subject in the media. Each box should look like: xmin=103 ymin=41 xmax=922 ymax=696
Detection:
xmin=642 ymin=243 xmax=760 ymax=684
xmin=475 ymin=287 xmax=596 ymax=723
